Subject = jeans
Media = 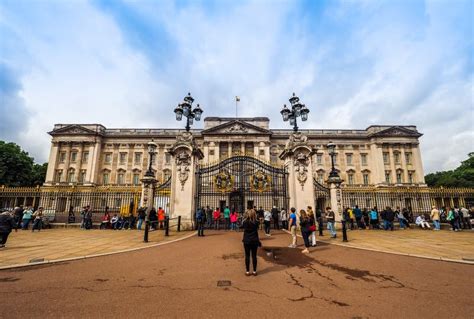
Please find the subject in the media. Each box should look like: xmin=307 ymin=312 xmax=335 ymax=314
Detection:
xmin=0 ymin=232 xmax=11 ymax=245
xmin=243 ymin=243 xmax=258 ymax=272
xmin=318 ymin=218 xmax=324 ymax=235
xmin=32 ymin=219 xmax=42 ymax=231
xmin=137 ymin=218 xmax=144 ymax=230
xmin=327 ymin=222 xmax=336 ymax=237
xmin=301 ymin=230 xmax=310 ymax=248
xmin=273 ymin=218 xmax=279 ymax=230
xmin=433 ymin=220 xmax=440 ymax=230
xmin=214 ymin=219 xmax=219 ymax=230
xmin=264 ymin=221 xmax=271 ymax=234
xmin=197 ymin=220 xmax=205 ymax=236
xmin=231 ymin=222 xmax=237 ymax=231
xmin=22 ymin=219 xmax=31 ymax=230
xmin=384 ymin=221 xmax=393 ymax=231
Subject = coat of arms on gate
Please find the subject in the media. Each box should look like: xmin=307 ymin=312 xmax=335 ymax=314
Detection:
xmin=251 ymin=169 xmax=271 ymax=192
xmin=214 ymin=170 xmax=234 ymax=192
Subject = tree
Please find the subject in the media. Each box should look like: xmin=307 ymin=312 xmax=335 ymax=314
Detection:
xmin=425 ymin=153 xmax=474 ymax=187
xmin=0 ymin=141 xmax=47 ymax=186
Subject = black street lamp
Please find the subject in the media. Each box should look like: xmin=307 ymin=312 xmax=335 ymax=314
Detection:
xmin=174 ymin=92 xmax=203 ymax=132
xmin=327 ymin=141 xmax=338 ymax=178
xmin=143 ymin=140 xmax=157 ymax=243
xmin=280 ymin=93 xmax=310 ymax=132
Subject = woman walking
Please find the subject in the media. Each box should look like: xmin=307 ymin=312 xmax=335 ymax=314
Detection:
xmin=22 ymin=207 xmax=33 ymax=230
xmin=241 ymin=209 xmax=260 ymax=276
xmin=307 ymin=206 xmax=317 ymax=247
xmin=299 ymin=209 xmax=311 ymax=253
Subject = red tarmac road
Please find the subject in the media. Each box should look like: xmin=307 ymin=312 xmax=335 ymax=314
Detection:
xmin=1 ymin=230 xmax=473 ymax=318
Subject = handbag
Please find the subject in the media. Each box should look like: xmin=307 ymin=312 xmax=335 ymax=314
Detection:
xmin=309 ymin=225 xmax=316 ymax=232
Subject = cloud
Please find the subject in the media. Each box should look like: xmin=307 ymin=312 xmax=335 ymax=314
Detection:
xmin=0 ymin=0 xmax=472 ymax=174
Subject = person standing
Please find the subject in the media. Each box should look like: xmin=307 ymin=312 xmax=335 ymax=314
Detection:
xmin=288 ymin=207 xmax=298 ymax=248
xmin=384 ymin=207 xmax=395 ymax=231
xmin=158 ymin=207 xmax=165 ymax=229
xmin=31 ymin=207 xmax=44 ymax=232
xmin=316 ymin=208 xmax=324 ymax=235
xmin=206 ymin=206 xmax=213 ymax=228
xmin=460 ymin=206 xmax=471 ymax=230
xmin=280 ymin=208 xmax=288 ymax=230
xmin=396 ymin=208 xmax=407 ymax=230
xmin=230 ymin=211 xmax=238 ymax=231
xmin=430 ymin=206 xmax=441 ymax=231
xmin=13 ymin=206 xmax=24 ymax=231
xmin=224 ymin=206 xmax=231 ymax=230
xmin=213 ymin=208 xmax=221 ymax=230
xmin=263 ymin=209 xmax=272 ymax=236
xmin=326 ymin=207 xmax=336 ymax=238
xmin=22 ymin=206 xmax=33 ymax=230
xmin=447 ymin=207 xmax=458 ymax=231
xmin=362 ymin=208 xmax=370 ymax=229
xmin=241 ymin=209 xmax=260 ymax=276
xmin=196 ymin=207 xmax=205 ymax=236
xmin=299 ymin=209 xmax=311 ymax=253
xmin=257 ymin=207 xmax=264 ymax=230
xmin=0 ymin=211 xmax=15 ymax=248
xmin=84 ymin=207 xmax=93 ymax=230
xmin=353 ymin=205 xmax=362 ymax=229
xmin=348 ymin=207 xmax=355 ymax=230
xmin=137 ymin=207 xmax=146 ymax=230
xmin=271 ymin=206 xmax=279 ymax=229
xmin=307 ymin=206 xmax=317 ymax=247
xmin=149 ymin=207 xmax=158 ymax=231
xmin=369 ymin=208 xmax=379 ymax=230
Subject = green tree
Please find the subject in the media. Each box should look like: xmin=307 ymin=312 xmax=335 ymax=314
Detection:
xmin=425 ymin=153 xmax=474 ymax=187
xmin=0 ymin=141 xmax=47 ymax=186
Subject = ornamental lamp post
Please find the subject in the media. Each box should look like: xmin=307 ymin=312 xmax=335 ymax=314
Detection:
xmin=280 ymin=93 xmax=310 ymax=132
xmin=174 ymin=92 xmax=203 ymax=131
xmin=143 ymin=139 xmax=157 ymax=243
xmin=326 ymin=141 xmax=347 ymax=242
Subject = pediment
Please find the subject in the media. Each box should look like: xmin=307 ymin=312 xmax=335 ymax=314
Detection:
xmin=369 ymin=126 xmax=422 ymax=138
xmin=201 ymin=120 xmax=271 ymax=135
xmin=49 ymin=125 xmax=102 ymax=136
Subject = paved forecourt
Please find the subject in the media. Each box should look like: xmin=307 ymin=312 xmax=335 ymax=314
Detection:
xmin=304 ymin=227 xmax=474 ymax=263
xmin=0 ymin=228 xmax=192 ymax=268
xmin=1 ymin=230 xmax=473 ymax=318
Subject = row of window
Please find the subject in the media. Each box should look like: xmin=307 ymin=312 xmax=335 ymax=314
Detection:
xmin=316 ymin=172 xmax=371 ymax=185
xmin=316 ymin=170 xmax=416 ymax=185
xmin=59 ymin=151 xmax=89 ymax=164
xmin=54 ymin=169 xmax=172 ymax=185
xmin=383 ymin=152 xmax=412 ymax=165
xmin=385 ymin=171 xmax=415 ymax=184
xmin=103 ymin=152 xmax=172 ymax=166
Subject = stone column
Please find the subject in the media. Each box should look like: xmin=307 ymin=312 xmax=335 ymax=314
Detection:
xmin=44 ymin=141 xmax=60 ymax=185
xmin=63 ymin=142 xmax=72 ymax=183
xmin=168 ymin=132 xmax=204 ymax=230
xmin=86 ymin=140 xmax=102 ymax=185
xmin=412 ymin=144 xmax=425 ymax=184
xmin=328 ymin=176 xmax=343 ymax=222
xmin=279 ymin=132 xmax=317 ymax=213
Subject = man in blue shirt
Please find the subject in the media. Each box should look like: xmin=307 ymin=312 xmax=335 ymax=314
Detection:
xmin=288 ymin=207 xmax=297 ymax=248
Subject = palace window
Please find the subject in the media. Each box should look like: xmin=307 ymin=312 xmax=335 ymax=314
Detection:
xmin=55 ymin=169 xmax=63 ymax=183
xmin=82 ymin=152 xmax=89 ymax=163
xmin=119 ymin=152 xmax=127 ymax=165
xmin=385 ymin=171 xmax=391 ymax=183
xmin=317 ymin=172 xmax=324 ymax=184
xmin=209 ymin=150 xmax=215 ymax=156
xmin=259 ymin=149 xmax=265 ymax=156
xmin=408 ymin=172 xmax=414 ymax=183
xmin=163 ymin=169 xmax=171 ymax=181
xmin=220 ymin=142 xmax=229 ymax=158
xmin=363 ymin=173 xmax=370 ymax=185
xmin=134 ymin=152 xmax=142 ymax=164
xmin=67 ymin=169 xmax=75 ymax=183
xmin=59 ymin=152 xmax=66 ymax=163
xmin=394 ymin=152 xmax=400 ymax=164
xmin=383 ymin=152 xmax=390 ymax=165
xmin=133 ymin=173 xmax=140 ymax=185
xmin=245 ymin=142 xmax=254 ymax=155
xmin=70 ymin=152 xmax=77 ymax=163
xmin=347 ymin=173 xmax=354 ymax=185
xmin=346 ymin=154 xmax=353 ymax=166
xmin=117 ymin=172 xmax=125 ymax=185
xmin=165 ymin=153 xmax=171 ymax=165
xmin=405 ymin=152 xmax=412 ymax=165
xmin=104 ymin=153 xmax=112 ymax=164
xmin=79 ymin=170 xmax=86 ymax=183
xmin=361 ymin=154 xmax=368 ymax=166
xmin=103 ymin=172 xmax=110 ymax=185
xmin=396 ymin=171 xmax=403 ymax=184
xmin=316 ymin=154 xmax=322 ymax=165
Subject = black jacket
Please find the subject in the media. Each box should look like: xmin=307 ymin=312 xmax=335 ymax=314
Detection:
xmin=0 ymin=213 xmax=15 ymax=233
xmin=271 ymin=208 xmax=279 ymax=220
xmin=385 ymin=209 xmax=395 ymax=222
xmin=242 ymin=220 xmax=260 ymax=245
xmin=300 ymin=218 xmax=310 ymax=233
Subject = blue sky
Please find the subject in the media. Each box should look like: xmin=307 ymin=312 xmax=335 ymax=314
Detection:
xmin=0 ymin=0 xmax=472 ymax=173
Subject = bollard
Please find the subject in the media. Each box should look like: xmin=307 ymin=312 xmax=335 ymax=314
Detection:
xmin=165 ymin=216 xmax=169 ymax=237
xmin=177 ymin=216 xmax=181 ymax=232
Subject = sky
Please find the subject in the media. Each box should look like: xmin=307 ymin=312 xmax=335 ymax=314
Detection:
xmin=0 ymin=0 xmax=472 ymax=174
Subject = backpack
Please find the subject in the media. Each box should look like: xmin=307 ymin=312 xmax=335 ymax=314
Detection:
xmin=196 ymin=209 xmax=203 ymax=221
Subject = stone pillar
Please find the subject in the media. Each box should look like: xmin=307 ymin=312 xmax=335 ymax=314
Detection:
xmin=328 ymin=176 xmax=343 ymax=222
xmin=140 ymin=176 xmax=157 ymax=208
xmin=279 ymin=132 xmax=317 ymax=213
xmin=168 ymin=132 xmax=204 ymax=230
xmin=44 ymin=141 xmax=60 ymax=185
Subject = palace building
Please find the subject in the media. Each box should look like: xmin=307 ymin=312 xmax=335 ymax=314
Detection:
xmin=44 ymin=117 xmax=425 ymax=188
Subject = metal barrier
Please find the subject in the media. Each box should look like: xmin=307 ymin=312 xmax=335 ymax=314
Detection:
xmin=164 ymin=216 xmax=181 ymax=236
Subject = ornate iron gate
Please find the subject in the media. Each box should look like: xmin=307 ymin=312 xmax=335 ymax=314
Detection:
xmin=314 ymin=178 xmax=330 ymax=211
xmin=195 ymin=156 xmax=288 ymax=213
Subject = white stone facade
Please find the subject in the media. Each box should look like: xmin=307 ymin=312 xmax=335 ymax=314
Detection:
xmin=44 ymin=117 xmax=425 ymax=187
